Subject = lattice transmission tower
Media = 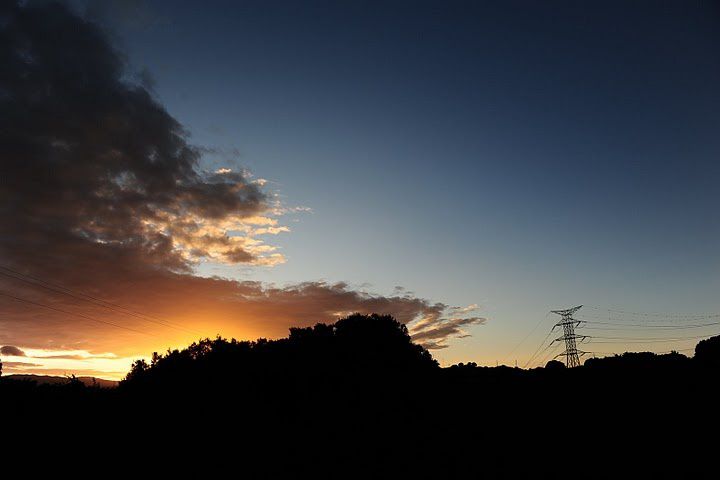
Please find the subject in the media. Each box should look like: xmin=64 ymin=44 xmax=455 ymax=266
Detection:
xmin=551 ymin=305 xmax=588 ymax=368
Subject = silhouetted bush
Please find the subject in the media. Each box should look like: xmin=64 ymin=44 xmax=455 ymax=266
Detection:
xmin=545 ymin=359 xmax=565 ymax=370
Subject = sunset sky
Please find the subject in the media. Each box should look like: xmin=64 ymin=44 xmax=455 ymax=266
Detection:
xmin=1 ymin=0 xmax=719 ymax=380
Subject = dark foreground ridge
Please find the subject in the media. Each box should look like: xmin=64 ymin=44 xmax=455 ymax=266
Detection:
xmin=3 ymin=314 xmax=718 ymax=476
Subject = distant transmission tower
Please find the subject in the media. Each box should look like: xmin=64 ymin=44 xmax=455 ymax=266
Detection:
xmin=551 ymin=305 xmax=588 ymax=368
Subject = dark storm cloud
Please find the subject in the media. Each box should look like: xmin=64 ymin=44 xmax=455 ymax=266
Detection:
xmin=0 ymin=0 xmax=270 ymax=272
xmin=0 ymin=1 xmax=481 ymax=359
xmin=1 ymin=345 xmax=26 ymax=356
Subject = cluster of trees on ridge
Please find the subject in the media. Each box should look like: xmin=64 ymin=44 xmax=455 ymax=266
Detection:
xmin=3 ymin=312 xmax=720 ymax=387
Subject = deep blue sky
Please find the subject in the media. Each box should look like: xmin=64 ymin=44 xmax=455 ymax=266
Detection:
xmin=99 ymin=0 xmax=720 ymax=364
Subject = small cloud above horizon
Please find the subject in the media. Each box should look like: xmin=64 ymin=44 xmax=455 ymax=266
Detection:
xmin=1 ymin=345 xmax=26 ymax=357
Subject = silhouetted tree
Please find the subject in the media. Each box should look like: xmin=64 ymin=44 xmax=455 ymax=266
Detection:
xmin=545 ymin=359 xmax=565 ymax=370
xmin=125 ymin=359 xmax=150 ymax=383
xmin=695 ymin=335 xmax=720 ymax=368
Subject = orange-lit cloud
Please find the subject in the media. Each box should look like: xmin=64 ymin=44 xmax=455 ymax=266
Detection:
xmin=0 ymin=268 xmax=483 ymax=378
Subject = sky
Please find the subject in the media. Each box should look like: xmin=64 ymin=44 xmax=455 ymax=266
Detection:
xmin=1 ymin=0 xmax=720 ymax=379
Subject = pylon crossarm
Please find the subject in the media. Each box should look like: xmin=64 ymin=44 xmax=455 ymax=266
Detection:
xmin=550 ymin=305 xmax=583 ymax=316
xmin=554 ymin=334 xmax=587 ymax=342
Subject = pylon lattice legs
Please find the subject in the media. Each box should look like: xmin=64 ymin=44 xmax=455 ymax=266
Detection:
xmin=550 ymin=305 xmax=586 ymax=368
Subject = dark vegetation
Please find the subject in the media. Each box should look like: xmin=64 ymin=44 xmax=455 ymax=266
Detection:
xmin=2 ymin=313 xmax=718 ymax=476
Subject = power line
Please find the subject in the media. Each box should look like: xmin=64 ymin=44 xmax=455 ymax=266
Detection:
xmin=587 ymin=347 xmax=695 ymax=356
xmin=0 ymin=290 xmax=155 ymax=337
xmin=582 ymin=320 xmax=720 ymax=330
xmin=535 ymin=342 xmax=562 ymax=367
xmin=0 ymin=265 xmax=196 ymax=333
xmin=504 ymin=312 xmax=550 ymax=364
xmin=589 ymin=333 xmax=720 ymax=341
xmin=588 ymin=338 xmax=716 ymax=346
xmin=585 ymin=305 xmax=720 ymax=320
xmin=577 ymin=315 xmax=720 ymax=326
xmin=0 ymin=265 xmax=201 ymax=336
xmin=523 ymin=329 xmax=555 ymax=369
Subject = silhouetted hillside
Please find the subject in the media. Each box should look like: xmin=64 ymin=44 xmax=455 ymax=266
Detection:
xmin=3 ymin=313 xmax=718 ymax=477
xmin=3 ymin=374 xmax=118 ymax=388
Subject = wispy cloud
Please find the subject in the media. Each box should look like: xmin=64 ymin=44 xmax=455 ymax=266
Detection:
xmin=409 ymin=306 xmax=487 ymax=349
xmin=2 ymin=361 xmax=43 ymax=368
